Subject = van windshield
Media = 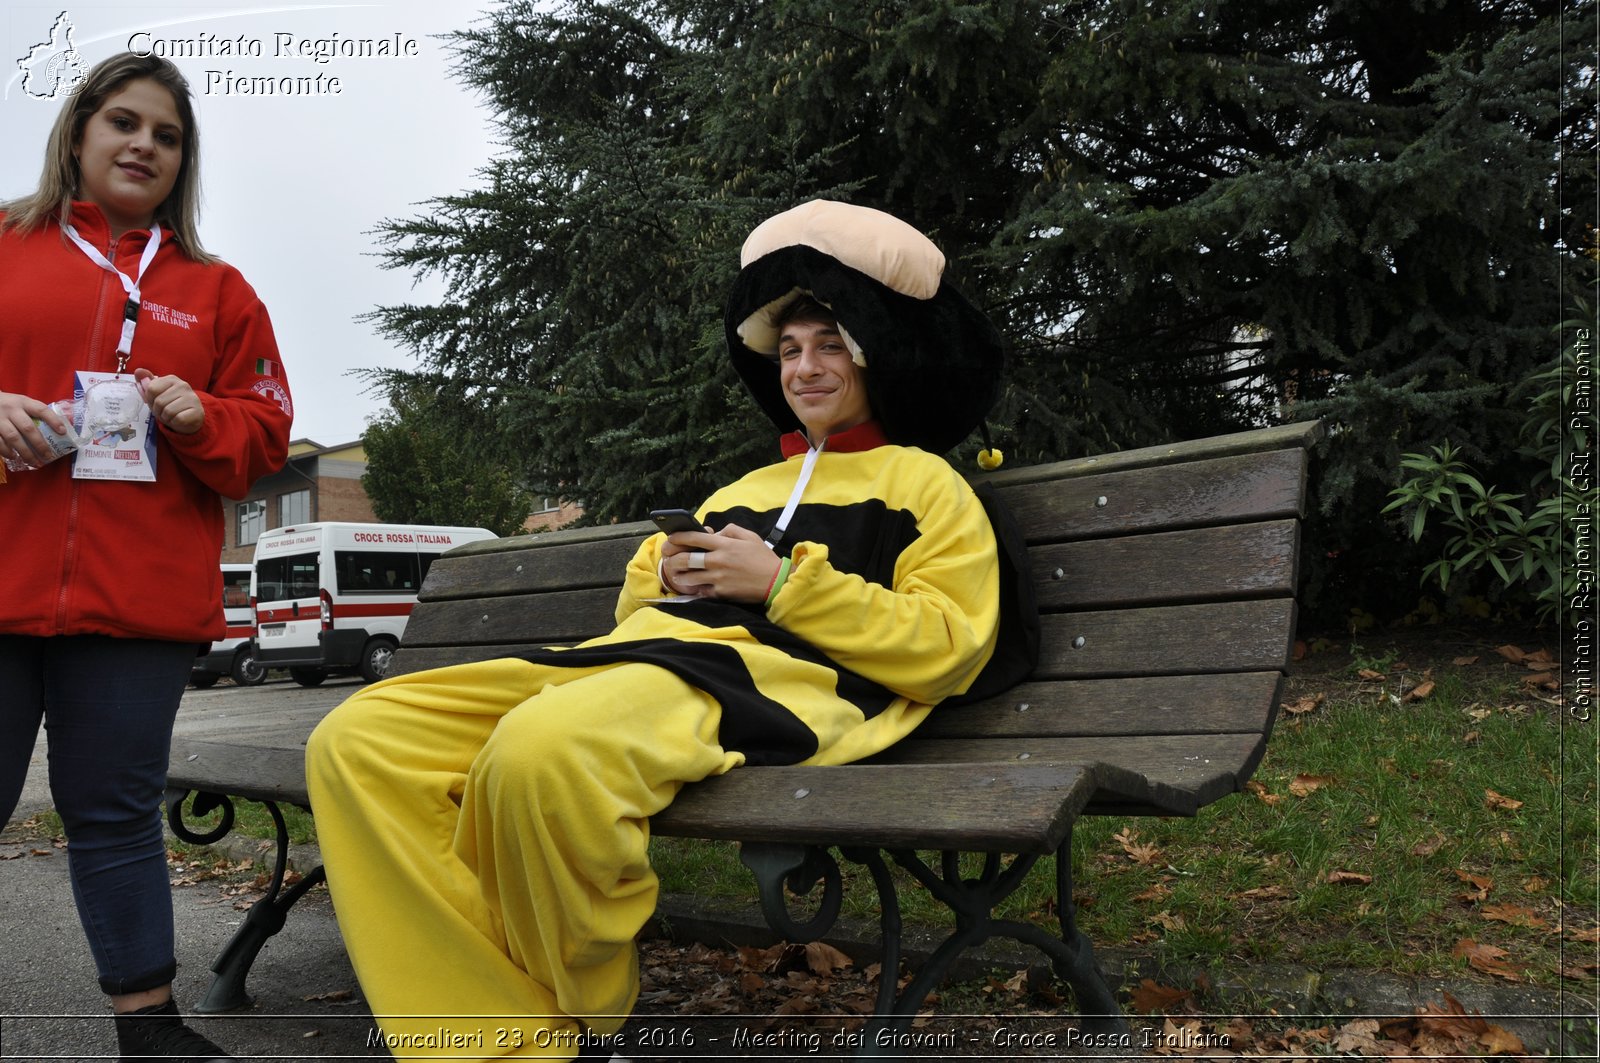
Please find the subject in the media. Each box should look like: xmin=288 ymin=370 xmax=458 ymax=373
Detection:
xmin=256 ymin=552 xmax=319 ymax=601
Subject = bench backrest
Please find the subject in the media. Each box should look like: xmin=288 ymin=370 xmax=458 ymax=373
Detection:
xmin=395 ymin=421 xmax=1321 ymax=817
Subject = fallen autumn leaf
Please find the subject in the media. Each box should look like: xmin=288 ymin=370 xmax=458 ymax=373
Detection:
xmin=1479 ymin=903 xmax=1546 ymax=928
xmin=1403 ymin=679 xmax=1436 ymax=702
xmin=1452 ymin=938 xmax=1525 ymax=981
xmin=1128 ymin=978 xmax=1192 ymax=1014
xmin=1410 ymin=834 xmax=1448 ymax=857
xmin=1484 ymin=789 xmax=1524 ymax=811
xmin=1289 ymin=773 xmax=1334 ymax=797
xmin=1327 ymin=870 xmax=1374 ymax=886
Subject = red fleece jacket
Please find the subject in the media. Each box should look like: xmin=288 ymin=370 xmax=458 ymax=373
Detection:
xmin=0 ymin=203 xmax=292 ymax=643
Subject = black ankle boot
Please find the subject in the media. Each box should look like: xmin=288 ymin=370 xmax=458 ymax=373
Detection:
xmin=113 ymin=999 xmax=233 ymax=1062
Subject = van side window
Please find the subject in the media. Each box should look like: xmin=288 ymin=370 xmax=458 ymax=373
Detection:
xmin=221 ymin=570 xmax=252 ymax=607
xmin=256 ymin=553 xmax=319 ymax=601
xmin=334 ymin=551 xmax=421 ymax=594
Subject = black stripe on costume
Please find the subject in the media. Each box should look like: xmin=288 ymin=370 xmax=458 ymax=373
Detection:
xmin=653 ymin=599 xmax=897 ymax=722
xmin=514 ymin=639 xmax=819 ymax=766
xmin=707 ymin=499 xmax=921 ymax=588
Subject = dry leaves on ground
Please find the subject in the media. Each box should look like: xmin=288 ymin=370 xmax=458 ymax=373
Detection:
xmin=1404 ymin=678 xmax=1436 ymax=702
xmin=1411 ymin=833 xmax=1449 ymax=857
xmin=1498 ymin=645 xmax=1564 ymax=692
xmin=626 ymin=937 xmax=1549 ymax=1059
xmin=1328 ymin=869 xmax=1374 ymax=886
xmin=1281 ymin=691 xmax=1325 ymax=715
xmin=1480 ymin=903 xmax=1548 ymax=929
xmin=1289 ymin=773 xmax=1334 ymax=797
xmin=1455 ymin=869 xmax=1496 ymax=904
xmin=1485 ymin=789 xmax=1525 ymax=812
xmin=1245 ymin=779 xmax=1282 ymax=805
xmin=1113 ymin=827 xmax=1163 ymax=865
xmin=1454 ymin=938 xmax=1527 ymax=982
xmin=1110 ymin=976 xmax=1533 ymax=1058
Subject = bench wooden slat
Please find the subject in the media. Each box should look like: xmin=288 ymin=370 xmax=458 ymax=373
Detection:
xmin=922 ymin=672 xmax=1282 ymax=738
xmin=876 ymin=733 xmax=1269 ymax=813
xmin=1032 ymin=520 xmax=1297 ymax=609
xmin=395 ymin=601 xmax=1295 ymax=682
xmin=421 ymin=516 xmax=1298 ymax=617
xmin=651 ymin=761 xmax=1116 ymax=852
xmin=168 ymin=741 xmax=311 ymax=808
xmin=401 ymin=586 xmax=621 ymax=648
xmin=390 ymin=644 xmax=550 ymax=676
xmin=421 ymin=534 xmax=645 ymax=599
xmin=996 ymin=448 xmax=1308 ymax=544
xmin=982 ymin=420 xmax=1324 ymax=486
xmin=1037 ymin=599 xmax=1295 ymax=678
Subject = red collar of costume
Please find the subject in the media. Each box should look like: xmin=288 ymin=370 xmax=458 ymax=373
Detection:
xmin=780 ymin=420 xmax=890 ymax=459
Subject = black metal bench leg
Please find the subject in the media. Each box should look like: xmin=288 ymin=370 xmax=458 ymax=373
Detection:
xmin=1052 ymin=828 xmax=1127 ymax=1034
xmin=853 ymin=850 xmax=1026 ymax=1053
xmin=739 ymin=839 xmax=1128 ymax=1051
xmin=166 ymin=790 xmax=325 ymax=1014
xmin=859 ymin=843 xmax=1129 ymax=1046
xmin=198 ymin=862 xmax=327 ymax=1012
xmin=840 ymin=847 xmax=902 ymax=1020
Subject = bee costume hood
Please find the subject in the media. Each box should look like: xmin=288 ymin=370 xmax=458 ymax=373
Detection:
xmin=725 ymin=199 xmax=1006 ymax=458
xmin=724 ymin=200 xmax=1036 ymax=705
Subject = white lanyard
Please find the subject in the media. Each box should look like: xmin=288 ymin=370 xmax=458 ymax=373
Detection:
xmin=63 ymin=222 xmax=162 ymax=373
xmin=765 ymin=437 xmax=825 ymax=548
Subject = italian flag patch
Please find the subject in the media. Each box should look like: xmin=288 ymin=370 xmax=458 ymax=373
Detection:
xmin=255 ymin=358 xmax=280 ymax=378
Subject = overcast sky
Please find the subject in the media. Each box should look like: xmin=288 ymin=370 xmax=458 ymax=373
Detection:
xmin=2 ymin=1 xmax=508 ymax=446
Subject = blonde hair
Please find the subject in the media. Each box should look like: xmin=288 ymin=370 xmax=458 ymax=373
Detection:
xmin=0 ymin=53 xmax=214 ymax=263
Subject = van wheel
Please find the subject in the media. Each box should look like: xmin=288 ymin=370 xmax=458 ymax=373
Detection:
xmin=290 ymin=667 xmax=327 ymax=687
xmin=359 ymin=638 xmax=397 ymax=684
xmin=231 ymin=646 xmax=267 ymax=687
xmin=191 ymin=673 xmax=221 ymax=689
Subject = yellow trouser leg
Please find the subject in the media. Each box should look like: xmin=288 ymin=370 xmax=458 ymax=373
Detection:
xmin=305 ymin=658 xmax=731 ymax=1060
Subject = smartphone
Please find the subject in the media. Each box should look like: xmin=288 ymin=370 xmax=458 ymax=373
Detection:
xmin=650 ymin=508 xmax=704 ymax=535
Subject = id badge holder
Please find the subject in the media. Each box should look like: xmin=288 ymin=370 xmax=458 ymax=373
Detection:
xmin=72 ymin=371 xmax=158 ymax=482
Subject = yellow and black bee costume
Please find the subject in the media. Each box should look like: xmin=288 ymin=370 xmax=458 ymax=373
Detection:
xmin=306 ymin=201 xmax=1014 ymax=1059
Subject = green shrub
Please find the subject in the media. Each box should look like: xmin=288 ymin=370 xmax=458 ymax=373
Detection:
xmin=1383 ymin=309 xmax=1592 ymax=628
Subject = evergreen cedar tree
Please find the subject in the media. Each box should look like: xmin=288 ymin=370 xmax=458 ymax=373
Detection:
xmin=360 ymin=0 xmax=1591 ymax=624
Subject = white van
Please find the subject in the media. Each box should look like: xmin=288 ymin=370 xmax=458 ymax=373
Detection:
xmin=191 ymin=563 xmax=266 ymax=687
xmin=252 ymin=522 xmax=497 ymax=686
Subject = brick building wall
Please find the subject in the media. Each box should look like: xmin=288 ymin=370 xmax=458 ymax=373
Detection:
xmin=218 ymin=440 xmax=375 ymax=563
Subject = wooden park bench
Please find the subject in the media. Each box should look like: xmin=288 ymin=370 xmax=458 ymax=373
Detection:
xmin=166 ymin=419 xmax=1322 ymax=1044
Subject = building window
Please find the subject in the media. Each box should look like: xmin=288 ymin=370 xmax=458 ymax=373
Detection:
xmin=237 ymin=499 xmax=266 ymax=547
xmin=279 ymin=489 xmax=310 ymax=528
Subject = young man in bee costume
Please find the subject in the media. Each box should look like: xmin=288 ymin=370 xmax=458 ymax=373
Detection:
xmin=307 ymin=200 xmax=1016 ymax=1060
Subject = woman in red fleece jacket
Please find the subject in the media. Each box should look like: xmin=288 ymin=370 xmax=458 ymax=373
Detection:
xmin=0 ymin=54 xmax=291 ymax=1061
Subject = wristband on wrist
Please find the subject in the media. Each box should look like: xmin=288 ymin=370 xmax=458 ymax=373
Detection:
xmin=764 ymin=557 xmax=793 ymax=608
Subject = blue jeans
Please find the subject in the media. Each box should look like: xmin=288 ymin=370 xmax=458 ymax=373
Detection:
xmin=1 ymin=635 xmax=196 ymax=995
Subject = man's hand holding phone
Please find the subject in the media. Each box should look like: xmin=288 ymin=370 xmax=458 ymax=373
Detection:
xmin=653 ymin=510 xmax=781 ymax=603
